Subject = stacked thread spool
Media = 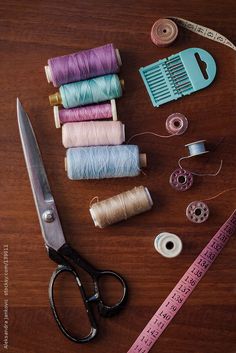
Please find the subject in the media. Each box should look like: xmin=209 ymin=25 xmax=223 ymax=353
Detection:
xmin=45 ymin=43 xmax=147 ymax=180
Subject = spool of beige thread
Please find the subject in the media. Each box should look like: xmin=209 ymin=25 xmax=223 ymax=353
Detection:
xmin=89 ymin=185 xmax=153 ymax=228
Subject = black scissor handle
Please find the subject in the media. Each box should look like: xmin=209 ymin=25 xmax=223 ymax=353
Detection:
xmin=49 ymin=264 xmax=98 ymax=343
xmin=94 ymin=269 xmax=128 ymax=317
xmin=58 ymin=243 xmax=128 ymax=318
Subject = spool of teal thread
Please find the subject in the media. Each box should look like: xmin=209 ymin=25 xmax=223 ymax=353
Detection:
xmin=66 ymin=145 xmax=144 ymax=180
xmin=60 ymin=74 xmax=123 ymax=108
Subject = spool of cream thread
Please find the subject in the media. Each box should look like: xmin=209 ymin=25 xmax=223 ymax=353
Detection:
xmin=154 ymin=232 xmax=182 ymax=258
xmin=89 ymin=186 xmax=153 ymax=228
xmin=62 ymin=120 xmax=125 ymax=148
xmin=54 ymin=99 xmax=117 ymax=128
xmin=64 ymin=150 xmax=147 ymax=178
xmin=45 ymin=49 xmax=122 ymax=85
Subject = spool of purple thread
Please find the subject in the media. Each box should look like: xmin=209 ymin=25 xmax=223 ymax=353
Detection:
xmin=45 ymin=43 xmax=122 ymax=87
xmin=53 ymin=99 xmax=117 ymax=128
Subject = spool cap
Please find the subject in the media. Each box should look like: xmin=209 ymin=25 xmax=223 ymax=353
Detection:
xmin=45 ymin=65 xmax=52 ymax=83
xmin=186 ymin=201 xmax=209 ymax=223
xmin=154 ymin=232 xmax=182 ymax=258
xmin=49 ymin=92 xmax=62 ymax=106
xmin=151 ymin=19 xmax=178 ymax=47
xmin=110 ymin=99 xmax=117 ymax=121
xmin=115 ymin=49 xmax=122 ymax=66
xmin=120 ymin=79 xmax=125 ymax=90
xmin=53 ymin=106 xmax=61 ymax=128
xmin=140 ymin=154 xmax=147 ymax=168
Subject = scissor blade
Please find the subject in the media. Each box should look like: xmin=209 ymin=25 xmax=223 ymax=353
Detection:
xmin=17 ymin=98 xmax=53 ymax=203
xmin=17 ymin=98 xmax=66 ymax=251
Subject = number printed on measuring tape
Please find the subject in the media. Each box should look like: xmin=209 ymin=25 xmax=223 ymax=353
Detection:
xmin=170 ymin=17 xmax=236 ymax=51
xmin=127 ymin=210 xmax=236 ymax=353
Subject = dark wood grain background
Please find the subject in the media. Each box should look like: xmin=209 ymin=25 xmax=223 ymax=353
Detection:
xmin=0 ymin=0 xmax=236 ymax=352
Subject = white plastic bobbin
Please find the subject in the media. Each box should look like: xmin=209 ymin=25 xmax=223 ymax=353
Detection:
xmin=154 ymin=232 xmax=182 ymax=258
xmin=53 ymin=106 xmax=61 ymax=128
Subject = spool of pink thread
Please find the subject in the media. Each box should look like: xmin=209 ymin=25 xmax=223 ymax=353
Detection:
xmin=53 ymin=99 xmax=117 ymax=128
xmin=45 ymin=43 xmax=122 ymax=87
xmin=62 ymin=120 xmax=125 ymax=148
xmin=151 ymin=19 xmax=178 ymax=47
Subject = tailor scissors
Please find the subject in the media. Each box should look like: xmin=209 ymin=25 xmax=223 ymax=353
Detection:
xmin=17 ymin=98 xmax=127 ymax=343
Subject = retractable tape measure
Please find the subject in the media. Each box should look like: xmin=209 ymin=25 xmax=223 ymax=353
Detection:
xmin=127 ymin=210 xmax=236 ymax=353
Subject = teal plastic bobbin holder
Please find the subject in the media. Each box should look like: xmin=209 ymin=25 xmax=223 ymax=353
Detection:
xmin=139 ymin=48 xmax=217 ymax=107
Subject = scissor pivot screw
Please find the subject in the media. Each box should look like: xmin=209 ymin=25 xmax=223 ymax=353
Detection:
xmin=42 ymin=209 xmax=55 ymax=223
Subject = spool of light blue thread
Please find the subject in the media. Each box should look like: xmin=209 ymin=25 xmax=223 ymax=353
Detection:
xmin=58 ymin=74 xmax=123 ymax=108
xmin=65 ymin=145 xmax=146 ymax=180
xmin=185 ymin=140 xmax=208 ymax=157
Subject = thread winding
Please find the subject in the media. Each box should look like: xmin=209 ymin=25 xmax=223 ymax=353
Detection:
xmin=62 ymin=121 xmax=125 ymax=148
xmin=59 ymin=74 xmax=122 ymax=108
xmin=54 ymin=99 xmax=117 ymax=128
xmin=66 ymin=145 xmax=145 ymax=180
xmin=151 ymin=19 xmax=178 ymax=47
xmin=186 ymin=140 xmax=208 ymax=156
xmin=90 ymin=186 xmax=153 ymax=228
xmin=178 ymin=140 xmax=223 ymax=177
xmin=46 ymin=44 xmax=121 ymax=87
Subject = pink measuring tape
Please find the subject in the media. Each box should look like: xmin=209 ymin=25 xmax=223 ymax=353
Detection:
xmin=127 ymin=210 xmax=236 ymax=353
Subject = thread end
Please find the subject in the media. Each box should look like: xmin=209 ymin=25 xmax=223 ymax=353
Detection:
xmin=49 ymin=92 xmax=62 ymax=106
xmin=140 ymin=153 xmax=147 ymax=168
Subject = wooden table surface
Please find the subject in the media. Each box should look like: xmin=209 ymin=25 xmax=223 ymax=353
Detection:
xmin=0 ymin=1 xmax=236 ymax=352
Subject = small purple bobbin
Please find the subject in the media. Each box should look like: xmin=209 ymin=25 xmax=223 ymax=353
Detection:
xmin=169 ymin=168 xmax=193 ymax=191
xmin=186 ymin=201 xmax=209 ymax=223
